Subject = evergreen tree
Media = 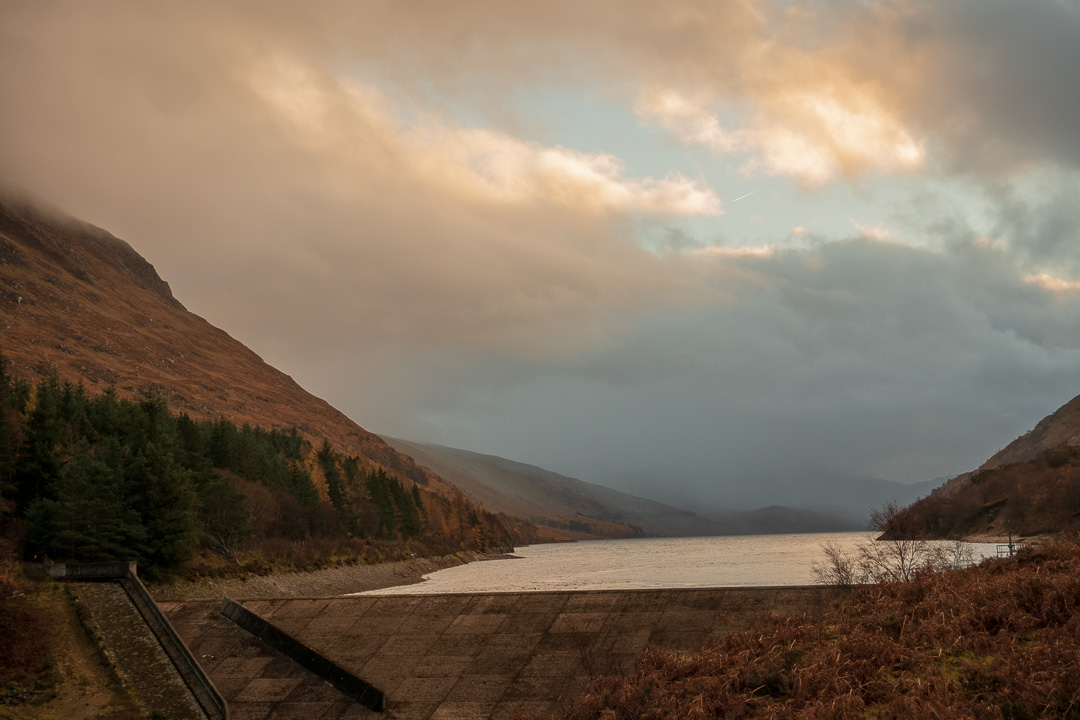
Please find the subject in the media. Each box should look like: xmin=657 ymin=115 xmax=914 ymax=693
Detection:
xmin=391 ymin=478 xmax=421 ymax=539
xmin=366 ymin=469 xmax=398 ymax=538
xmin=25 ymin=439 xmax=147 ymax=562
xmin=0 ymin=354 xmax=24 ymax=505
xmin=87 ymin=386 xmax=124 ymax=440
xmin=317 ymin=439 xmax=357 ymax=535
xmin=13 ymin=375 xmax=66 ymax=512
xmin=175 ymin=413 xmax=211 ymax=473
xmin=411 ymin=484 xmax=425 ymax=515
xmin=208 ymin=418 xmax=238 ymax=469
xmin=125 ymin=441 xmax=198 ymax=576
xmin=287 ymin=462 xmax=319 ymax=508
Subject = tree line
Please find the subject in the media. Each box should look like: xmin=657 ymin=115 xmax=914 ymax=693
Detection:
xmin=0 ymin=353 xmax=523 ymax=579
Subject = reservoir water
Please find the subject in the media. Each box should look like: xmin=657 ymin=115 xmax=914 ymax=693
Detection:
xmin=364 ymin=532 xmax=999 ymax=595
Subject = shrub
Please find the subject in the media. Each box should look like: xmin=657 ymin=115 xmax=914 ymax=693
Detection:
xmin=556 ymin=539 xmax=1080 ymax=720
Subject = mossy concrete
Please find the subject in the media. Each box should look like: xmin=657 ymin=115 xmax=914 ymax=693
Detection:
xmin=69 ymin=582 xmax=207 ymax=720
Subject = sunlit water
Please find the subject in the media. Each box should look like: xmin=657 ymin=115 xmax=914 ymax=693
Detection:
xmin=363 ymin=533 xmax=999 ymax=595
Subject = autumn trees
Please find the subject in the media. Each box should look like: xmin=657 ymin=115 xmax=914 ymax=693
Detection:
xmin=0 ymin=352 xmax=516 ymax=577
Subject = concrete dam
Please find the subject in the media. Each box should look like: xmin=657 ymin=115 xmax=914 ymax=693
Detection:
xmin=161 ymin=585 xmax=841 ymax=719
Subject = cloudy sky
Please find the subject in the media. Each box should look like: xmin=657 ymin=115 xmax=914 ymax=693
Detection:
xmin=3 ymin=0 xmax=1080 ymax=511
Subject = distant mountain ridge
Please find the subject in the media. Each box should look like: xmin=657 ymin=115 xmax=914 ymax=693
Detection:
xmin=381 ymin=437 xmax=870 ymax=538
xmin=593 ymin=466 xmax=942 ymax=525
xmin=381 ymin=437 xmax=728 ymax=539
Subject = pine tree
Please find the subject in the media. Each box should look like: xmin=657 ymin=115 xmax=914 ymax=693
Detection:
xmin=391 ymin=477 xmax=421 ymax=539
xmin=124 ymin=441 xmax=197 ymax=576
xmin=411 ymin=484 xmax=425 ymax=516
xmin=317 ymin=440 xmax=357 ymax=536
xmin=13 ymin=376 xmax=66 ymax=513
xmin=366 ymin=469 xmax=398 ymax=538
xmin=25 ymin=440 xmax=147 ymax=563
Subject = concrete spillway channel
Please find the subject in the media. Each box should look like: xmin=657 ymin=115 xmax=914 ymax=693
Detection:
xmin=56 ymin=561 xmax=383 ymax=719
xmin=50 ymin=562 xmax=228 ymax=720
xmin=69 ymin=581 xmax=210 ymax=720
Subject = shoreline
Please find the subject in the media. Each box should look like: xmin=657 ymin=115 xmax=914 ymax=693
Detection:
xmin=148 ymin=552 xmax=477 ymax=602
xmin=961 ymin=532 xmax=1051 ymax=544
xmin=148 ymin=533 xmax=1020 ymax=602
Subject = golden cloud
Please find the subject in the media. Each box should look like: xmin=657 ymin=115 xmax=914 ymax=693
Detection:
xmin=252 ymin=53 xmax=722 ymax=217
xmin=637 ymin=84 xmax=925 ymax=187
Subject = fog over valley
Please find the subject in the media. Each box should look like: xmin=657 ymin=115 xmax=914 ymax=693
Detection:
xmin=4 ymin=0 xmax=1080 ymax=518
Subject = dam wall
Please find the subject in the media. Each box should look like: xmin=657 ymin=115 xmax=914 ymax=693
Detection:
xmin=166 ymin=585 xmax=842 ymax=720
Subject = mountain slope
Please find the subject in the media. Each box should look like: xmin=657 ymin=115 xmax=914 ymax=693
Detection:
xmin=934 ymin=394 xmax=1080 ymax=499
xmin=903 ymin=446 xmax=1080 ymax=539
xmin=381 ymin=437 xmax=872 ymax=538
xmin=0 ymin=195 xmax=453 ymax=497
xmin=902 ymin=394 xmax=1080 ymax=538
xmin=981 ymin=396 xmax=1080 ymax=470
xmin=381 ymin=437 xmax=728 ymax=539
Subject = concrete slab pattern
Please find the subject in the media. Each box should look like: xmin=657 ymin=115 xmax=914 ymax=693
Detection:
xmin=232 ymin=586 xmax=839 ymax=720
xmin=161 ymin=600 xmax=379 ymax=720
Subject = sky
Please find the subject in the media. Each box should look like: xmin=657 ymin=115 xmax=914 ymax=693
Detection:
xmin=3 ymin=0 xmax=1080 ymax=512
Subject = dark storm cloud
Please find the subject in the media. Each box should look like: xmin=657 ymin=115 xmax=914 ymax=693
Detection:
xmin=421 ymin=232 xmax=1080 ymax=510
xmin=2 ymin=1 xmax=1080 ymax=514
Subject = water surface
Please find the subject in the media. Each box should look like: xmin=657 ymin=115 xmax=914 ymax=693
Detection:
xmin=364 ymin=533 xmax=998 ymax=595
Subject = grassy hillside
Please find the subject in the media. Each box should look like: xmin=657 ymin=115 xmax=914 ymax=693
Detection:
xmin=897 ymin=384 xmax=1080 ymax=540
xmin=0 ymin=353 xmax=529 ymax=581
xmin=903 ymin=446 xmax=1080 ymax=540
xmin=934 ymin=394 xmax=1080 ymax=502
xmin=553 ymin=537 xmax=1080 ymax=719
xmin=0 ymin=196 xmax=469 ymax=507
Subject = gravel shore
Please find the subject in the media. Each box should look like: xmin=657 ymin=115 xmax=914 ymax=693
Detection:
xmin=148 ymin=552 xmax=475 ymax=602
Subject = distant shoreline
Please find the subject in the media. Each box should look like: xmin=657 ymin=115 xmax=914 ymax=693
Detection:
xmin=148 ymin=552 xmax=477 ymax=601
xmin=961 ymin=532 xmax=1050 ymax=544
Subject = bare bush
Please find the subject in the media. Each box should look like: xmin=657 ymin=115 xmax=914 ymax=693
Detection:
xmin=814 ymin=502 xmax=977 ymax=586
xmin=561 ymin=540 xmax=1080 ymax=720
xmin=810 ymin=540 xmax=857 ymax=587
xmin=863 ymin=500 xmax=935 ymax=581
xmin=926 ymin=537 xmax=975 ymax=571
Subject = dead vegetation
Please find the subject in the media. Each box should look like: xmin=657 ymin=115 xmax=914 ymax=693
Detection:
xmin=812 ymin=501 xmax=975 ymax=587
xmin=0 ymin=558 xmax=138 ymax=719
xmin=557 ymin=537 xmax=1080 ymax=719
xmin=906 ymin=446 xmax=1080 ymax=539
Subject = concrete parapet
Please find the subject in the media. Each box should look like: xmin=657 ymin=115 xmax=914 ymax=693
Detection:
xmin=46 ymin=560 xmax=136 ymax=579
xmin=209 ymin=585 xmax=842 ymax=719
xmin=125 ymin=573 xmax=229 ymax=720
xmin=221 ymin=597 xmax=385 ymax=712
